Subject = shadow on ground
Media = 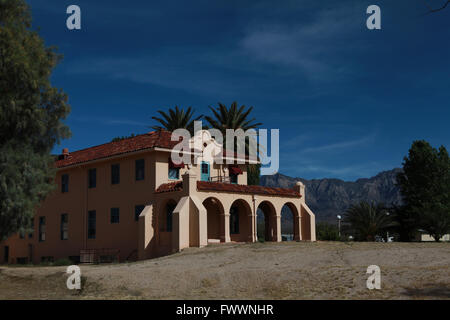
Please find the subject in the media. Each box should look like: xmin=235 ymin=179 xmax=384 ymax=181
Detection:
xmin=402 ymin=284 xmax=450 ymax=299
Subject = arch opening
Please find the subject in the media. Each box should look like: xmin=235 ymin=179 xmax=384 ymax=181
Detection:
xmin=229 ymin=199 xmax=252 ymax=242
xmin=202 ymin=197 xmax=225 ymax=242
xmin=282 ymin=202 xmax=300 ymax=241
xmin=257 ymin=201 xmax=277 ymax=242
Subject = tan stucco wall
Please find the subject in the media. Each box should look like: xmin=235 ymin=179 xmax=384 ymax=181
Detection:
xmin=1 ymin=146 xmax=315 ymax=264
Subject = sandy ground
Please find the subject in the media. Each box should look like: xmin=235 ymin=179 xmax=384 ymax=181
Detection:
xmin=0 ymin=241 xmax=449 ymax=300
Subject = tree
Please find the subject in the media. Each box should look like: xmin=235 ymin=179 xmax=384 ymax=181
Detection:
xmin=151 ymin=106 xmax=202 ymax=135
xmin=343 ymin=201 xmax=395 ymax=241
xmin=397 ymin=141 xmax=450 ymax=241
xmin=204 ymin=102 xmax=262 ymax=185
xmin=0 ymin=0 xmax=70 ymax=240
xmin=424 ymin=0 xmax=450 ymax=13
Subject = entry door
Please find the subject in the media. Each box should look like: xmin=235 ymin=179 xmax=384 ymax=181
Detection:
xmin=201 ymin=161 xmax=210 ymax=181
xmin=4 ymin=246 xmax=9 ymax=263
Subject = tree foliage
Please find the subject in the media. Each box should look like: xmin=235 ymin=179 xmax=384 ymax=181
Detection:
xmin=396 ymin=140 xmax=450 ymax=241
xmin=151 ymin=106 xmax=202 ymax=135
xmin=0 ymin=0 xmax=70 ymax=239
xmin=205 ymin=102 xmax=262 ymax=185
xmin=343 ymin=201 xmax=395 ymax=241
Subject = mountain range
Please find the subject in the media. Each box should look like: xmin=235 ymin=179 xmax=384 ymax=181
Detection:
xmin=260 ymin=168 xmax=403 ymax=222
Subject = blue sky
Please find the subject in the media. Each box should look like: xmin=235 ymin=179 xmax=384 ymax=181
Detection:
xmin=27 ymin=0 xmax=450 ymax=181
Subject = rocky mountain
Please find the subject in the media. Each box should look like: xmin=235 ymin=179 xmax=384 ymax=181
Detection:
xmin=260 ymin=168 xmax=403 ymax=222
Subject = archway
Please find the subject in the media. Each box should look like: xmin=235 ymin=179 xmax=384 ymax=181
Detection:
xmin=257 ymin=201 xmax=277 ymax=242
xmin=229 ymin=199 xmax=252 ymax=242
xmin=203 ymin=197 xmax=225 ymax=242
xmin=283 ymin=202 xmax=300 ymax=241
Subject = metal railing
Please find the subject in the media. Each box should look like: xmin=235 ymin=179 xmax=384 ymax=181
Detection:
xmin=208 ymin=176 xmax=231 ymax=183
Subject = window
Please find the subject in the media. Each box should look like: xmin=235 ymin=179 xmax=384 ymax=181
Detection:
xmin=110 ymin=208 xmax=120 ymax=224
xmin=111 ymin=164 xmax=120 ymax=184
xmin=19 ymin=230 xmax=24 ymax=239
xmin=88 ymin=210 xmax=96 ymax=239
xmin=168 ymin=168 xmax=180 ymax=180
xmin=135 ymin=159 xmax=145 ymax=181
xmin=88 ymin=168 xmax=96 ymax=188
xmin=4 ymin=246 xmax=9 ymax=263
xmin=135 ymin=205 xmax=145 ymax=222
xmin=39 ymin=217 xmax=46 ymax=242
xmin=61 ymin=214 xmax=68 ymax=240
xmin=61 ymin=174 xmax=69 ymax=193
xmin=201 ymin=162 xmax=210 ymax=181
xmin=166 ymin=203 xmax=175 ymax=232
xmin=230 ymin=174 xmax=238 ymax=184
xmin=28 ymin=219 xmax=34 ymax=239
xmin=230 ymin=206 xmax=239 ymax=234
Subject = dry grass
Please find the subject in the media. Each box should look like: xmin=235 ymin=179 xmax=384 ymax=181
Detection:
xmin=0 ymin=241 xmax=449 ymax=300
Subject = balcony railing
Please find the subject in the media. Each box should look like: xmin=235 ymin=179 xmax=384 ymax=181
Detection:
xmin=208 ymin=176 xmax=231 ymax=183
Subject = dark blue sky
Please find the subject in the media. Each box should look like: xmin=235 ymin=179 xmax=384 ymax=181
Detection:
xmin=27 ymin=0 xmax=450 ymax=180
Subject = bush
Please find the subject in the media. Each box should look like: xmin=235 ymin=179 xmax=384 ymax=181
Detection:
xmin=53 ymin=258 xmax=73 ymax=266
xmin=316 ymin=222 xmax=341 ymax=241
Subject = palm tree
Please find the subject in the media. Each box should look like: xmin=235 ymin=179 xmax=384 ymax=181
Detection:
xmin=204 ymin=102 xmax=262 ymax=185
xmin=151 ymin=106 xmax=202 ymax=135
xmin=343 ymin=201 xmax=396 ymax=241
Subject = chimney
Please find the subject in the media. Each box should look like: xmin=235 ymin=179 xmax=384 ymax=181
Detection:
xmin=182 ymin=169 xmax=197 ymax=195
xmin=62 ymin=148 xmax=69 ymax=159
xmin=293 ymin=181 xmax=305 ymax=202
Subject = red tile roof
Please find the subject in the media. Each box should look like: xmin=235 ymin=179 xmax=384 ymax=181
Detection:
xmin=155 ymin=181 xmax=301 ymax=198
xmin=55 ymin=130 xmax=180 ymax=168
xmin=155 ymin=181 xmax=183 ymax=193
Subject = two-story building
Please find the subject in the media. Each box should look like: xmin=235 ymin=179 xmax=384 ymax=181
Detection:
xmin=0 ymin=130 xmax=316 ymax=264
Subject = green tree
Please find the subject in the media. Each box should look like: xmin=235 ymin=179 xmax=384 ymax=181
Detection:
xmin=204 ymin=102 xmax=262 ymax=185
xmin=343 ymin=202 xmax=394 ymax=241
xmin=397 ymin=141 xmax=450 ymax=241
xmin=0 ymin=0 xmax=70 ymax=240
xmin=151 ymin=106 xmax=202 ymax=135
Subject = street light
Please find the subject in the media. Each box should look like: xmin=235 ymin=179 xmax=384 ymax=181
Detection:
xmin=337 ymin=215 xmax=342 ymax=238
xmin=386 ymin=212 xmax=390 ymax=242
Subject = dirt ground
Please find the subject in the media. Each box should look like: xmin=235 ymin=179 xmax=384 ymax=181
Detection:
xmin=0 ymin=241 xmax=449 ymax=300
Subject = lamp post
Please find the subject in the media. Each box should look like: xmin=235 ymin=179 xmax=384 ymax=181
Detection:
xmin=337 ymin=215 xmax=342 ymax=238
xmin=386 ymin=212 xmax=390 ymax=242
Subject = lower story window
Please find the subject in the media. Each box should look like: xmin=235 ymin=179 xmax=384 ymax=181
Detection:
xmin=88 ymin=210 xmax=96 ymax=239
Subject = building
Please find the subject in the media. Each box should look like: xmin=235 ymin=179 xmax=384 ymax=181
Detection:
xmin=0 ymin=130 xmax=316 ymax=264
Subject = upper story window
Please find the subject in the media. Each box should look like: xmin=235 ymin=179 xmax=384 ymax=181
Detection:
xmin=135 ymin=159 xmax=145 ymax=181
xmin=88 ymin=168 xmax=97 ymax=188
xmin=201 ymin=162 xmax=210 ymax=181
xmin=61 ymin=174 xmax=69 ymax=193
xmin=111 ymin=164 xmax=120 ymax=185
xmin=88 ymin=210 xmax=96 ymax=239
xmin=168 ymin=158 xmax=184 ymax=180
xmin=228 ymin=166 xmax=243 ymax=185
xmin=110 ymin=208 xmax=120 ymax=224
xmin=60 ymin=214 xmax=68 ymax=240
xmin=39 ymin=217 xmax=46 ymax=242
